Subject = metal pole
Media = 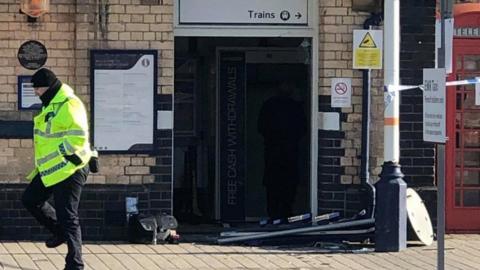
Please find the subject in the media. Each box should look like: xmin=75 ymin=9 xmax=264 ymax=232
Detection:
xmin=220 ymin=227 xmax=374 ymax=237
xmin=217 ymin=218 xmax=374 ymax=244
xmin=375 ymin=0 xmax=407 ymax=252
xmin=383 ymin=0 xmax=400 ymax=164
xmin=437 ymin=1 xmax=453 ymax=269
xmin=437 ymin=144 xmax=445 ymax=270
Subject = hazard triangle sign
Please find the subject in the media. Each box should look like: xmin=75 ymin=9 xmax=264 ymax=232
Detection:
xmin=359 ymin=32 xmax=377 ymax=48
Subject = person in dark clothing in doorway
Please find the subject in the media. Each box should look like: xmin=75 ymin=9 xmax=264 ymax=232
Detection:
xmin=257 ymin=81 xmax=308 ymax=221
xmin=22 ymin=68 xmax=93 ymax=270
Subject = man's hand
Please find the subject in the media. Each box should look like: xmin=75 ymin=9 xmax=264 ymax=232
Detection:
xmin=64 ymin=154 xmax=82 ymax=165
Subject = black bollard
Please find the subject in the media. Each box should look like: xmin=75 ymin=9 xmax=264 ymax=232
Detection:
xmin=375 ymin=161 xmax=407 ymax=252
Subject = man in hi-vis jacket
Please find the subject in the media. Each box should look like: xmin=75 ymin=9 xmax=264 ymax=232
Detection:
xmin=22 ymin=68 xmax=92 ymax=270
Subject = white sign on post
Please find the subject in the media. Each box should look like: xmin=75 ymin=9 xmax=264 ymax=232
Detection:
xmin=331 ymin=78 xmax=352 ymax=108
xmin=476 ymin=79 xmax=480 ymax=106
xmin=423 ymin=68 xmax=446 ymax=143
xmin=178 ymin=0 xmax=308 ymax=25
xmin=435 ymin=19 xmax=454 ymax=74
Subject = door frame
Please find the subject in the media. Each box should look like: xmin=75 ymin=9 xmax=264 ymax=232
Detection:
xmin=446 ymin=38 xmax=480 ymax=232
xmin=173 ymin=0 xmax=320 ymax=221
xmin=214 ymin=46 xmax=316 ymax=220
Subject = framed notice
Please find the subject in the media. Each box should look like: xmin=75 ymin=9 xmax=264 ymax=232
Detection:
xmin=18 ymin=75 xmax=42 ymax=110
xmin=90 ymin=50 xmax=157 ymax=153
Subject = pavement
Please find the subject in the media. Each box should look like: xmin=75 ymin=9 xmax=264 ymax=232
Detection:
xmin=0 ymin=234 xmax=479 ymax=270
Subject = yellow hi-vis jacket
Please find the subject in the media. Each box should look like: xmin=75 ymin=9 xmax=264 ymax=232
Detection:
xmin=26 ymin=83 xmax=92 ymax=187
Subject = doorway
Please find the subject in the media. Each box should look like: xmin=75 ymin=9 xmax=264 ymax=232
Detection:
xmin=173 ymin=37 xmax=311 ymax=224
xmin=217 ymin=48 xmax=311 ymax=222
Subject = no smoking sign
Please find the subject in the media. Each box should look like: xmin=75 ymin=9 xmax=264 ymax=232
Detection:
xmin=331 ymin=78 xmax=352 ymax=108
xmin=335 ymin=82 xmax=348 ymax=95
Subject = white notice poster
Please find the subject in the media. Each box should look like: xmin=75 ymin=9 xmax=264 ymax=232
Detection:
xmin=331 ymin=78 xmax=352 ymax=108
xmin=423 ymin=68 xmax=446 ymax=143
xmin=92 ymin=51 xmax=156 ymax=152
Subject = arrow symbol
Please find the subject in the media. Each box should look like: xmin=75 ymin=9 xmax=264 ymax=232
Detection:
xmin=296 ymin=12 xmax=302 ymax=19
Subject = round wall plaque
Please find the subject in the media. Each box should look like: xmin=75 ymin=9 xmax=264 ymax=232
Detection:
xmin=17 ymin=40 xmax=48 ymax=70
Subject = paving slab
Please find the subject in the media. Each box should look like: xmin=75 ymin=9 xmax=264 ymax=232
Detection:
xmin=0 ymin=254 xmax=20 ymax=270
xmin=2 ymin=235 xmax=480 ymax=269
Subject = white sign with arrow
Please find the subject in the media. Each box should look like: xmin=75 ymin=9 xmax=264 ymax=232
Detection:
xmin=179 ymin=0 xmax=308 ymax=25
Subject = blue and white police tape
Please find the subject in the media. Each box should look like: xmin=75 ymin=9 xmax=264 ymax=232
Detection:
xmin=384 ymin=77 xmax=480 ymax=93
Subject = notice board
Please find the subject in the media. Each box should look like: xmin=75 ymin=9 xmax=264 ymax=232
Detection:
xmin=90 ymin=50 xmax=157 ymax=153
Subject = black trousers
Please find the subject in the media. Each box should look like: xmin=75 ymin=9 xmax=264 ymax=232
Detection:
xmin=265 ymin=181 xmax=297 ymax=220
xmin=22 ymin=167 xmax=88 ymax=270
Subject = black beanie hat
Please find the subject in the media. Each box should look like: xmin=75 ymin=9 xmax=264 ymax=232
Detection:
xmin=31 ymin=68 xmax=58 ymax=88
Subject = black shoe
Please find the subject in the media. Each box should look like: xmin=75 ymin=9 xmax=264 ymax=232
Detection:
xmin=45 ymin=235 xmax=65 ymax=248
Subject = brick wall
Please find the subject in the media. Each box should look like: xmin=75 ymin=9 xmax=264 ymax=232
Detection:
xmin=400 ymin=0 xmax=437 ymax=223
xmin=0 ymin=184 xmax=152 ymax=241
xmin=0 ymin=0 xmax=438 ymax=237
xmin=318 ymin=0 xmax=436 ymax=217
xmin=0 ymin=0 xmax=174 ymax=239
xmin=0 ymin=0 xmax=173 ymax=184
xmin=318 ymin=1 xmax=385 ymax=217
xmin=400 ymin=0 xmax=436 ymax=187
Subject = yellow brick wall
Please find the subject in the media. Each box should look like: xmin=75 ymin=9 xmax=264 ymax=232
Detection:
xmin=319 ymin=0 xmax=384 ymax=184
xmin=0 ymin=0 xmax=174 ymax=185
xmin=1 ymin=0 xmax=384 ymax=186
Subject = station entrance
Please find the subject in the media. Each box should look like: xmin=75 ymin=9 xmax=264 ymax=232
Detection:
xmin=173 ymin=37 xmax=312 ymax=224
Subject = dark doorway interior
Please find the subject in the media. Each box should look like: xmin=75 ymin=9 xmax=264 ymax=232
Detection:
xmin=173 ymin=37 xmax=311 ymax=225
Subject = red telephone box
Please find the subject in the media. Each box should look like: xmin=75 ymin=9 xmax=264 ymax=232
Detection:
xmin=446 ymin=4 xmax=480 ymax=232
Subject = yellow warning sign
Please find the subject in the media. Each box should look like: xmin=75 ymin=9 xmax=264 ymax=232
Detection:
xmin=354 ymin=49 xmax=382 ymax=69
xmin=359 ymin=32 xmax=377 ymax=48
xmin=353 ymin=30 xmax=383 ymax=69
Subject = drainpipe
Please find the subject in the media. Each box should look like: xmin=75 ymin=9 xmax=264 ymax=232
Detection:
xmin=361 ymin=13 xmax=383 ymax=221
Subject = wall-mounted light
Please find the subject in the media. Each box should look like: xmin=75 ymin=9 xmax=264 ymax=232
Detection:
xmin=20 ymin=0 xmax=49 ymax=22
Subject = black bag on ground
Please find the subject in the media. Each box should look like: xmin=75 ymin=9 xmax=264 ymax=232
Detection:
xmin=127 ymin=213 xmax=179 ymax=244
xmin=127 ymin=213 xmax=157 ymax=244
